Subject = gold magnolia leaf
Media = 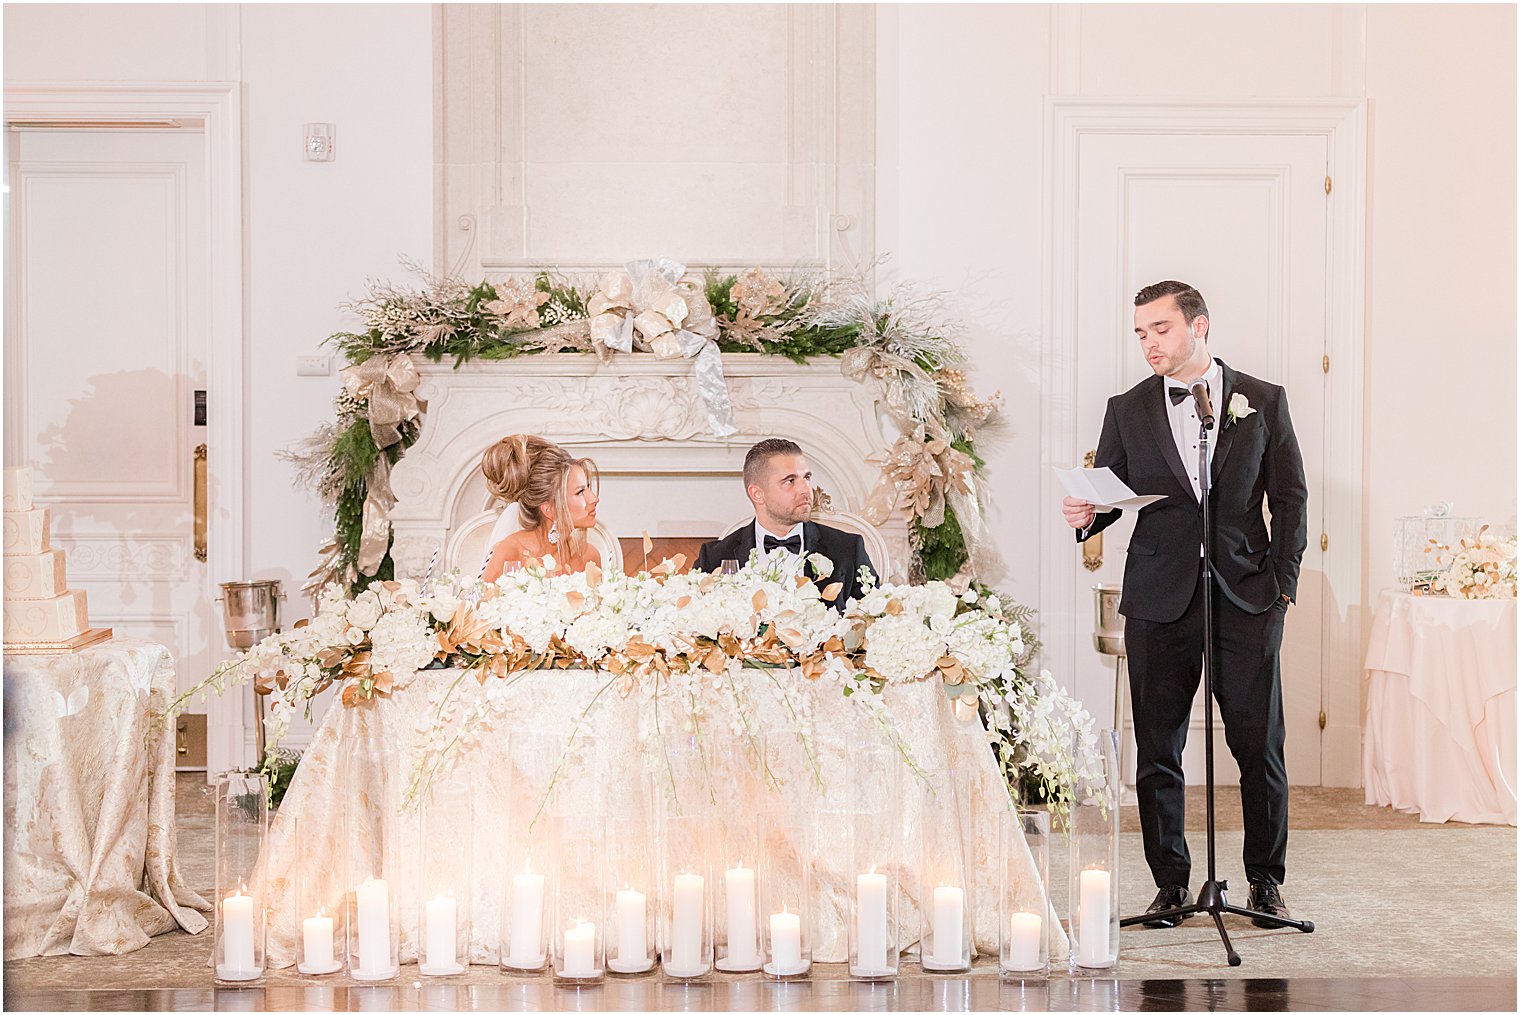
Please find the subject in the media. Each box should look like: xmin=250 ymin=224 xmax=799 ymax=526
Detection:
xmin=885 ymin=598 xmax=905 ymax=616
xmin=821 ymin=582 xmax=843 ymax=602
xmin=698 ymin=573 xmax=718 ymax=593
xmin=643 ymin=531 xmax=654 ymax=554
xmin=676 ymin=595 xmax=692 ymax=609
xmin=753 ymin=590 xmax=769 ymax=612
xmin=585 ymin=561 xmax=603 ymax=588
xmin=566 ymin=590 xmax=586 ymax=610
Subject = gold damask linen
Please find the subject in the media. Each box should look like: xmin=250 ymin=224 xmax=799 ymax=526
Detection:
xmin=3 ymin=638 xmax=210 ymax=957
xmin=258 ymin=667 xmax=1066 ymax=967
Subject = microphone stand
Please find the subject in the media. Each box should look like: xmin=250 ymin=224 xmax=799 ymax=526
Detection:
xmin=1117 ymin=408 xmax=1315 ymax=965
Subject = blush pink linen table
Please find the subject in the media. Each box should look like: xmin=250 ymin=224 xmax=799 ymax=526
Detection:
xmin=1363 ymin=588 xmax=1517 ymax=825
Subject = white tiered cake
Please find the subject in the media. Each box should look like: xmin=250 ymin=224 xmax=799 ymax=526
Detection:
xmin=3 ymin=467 xmax=111 ymax=653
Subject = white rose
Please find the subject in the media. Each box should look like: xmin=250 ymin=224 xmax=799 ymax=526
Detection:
xmin=347 ymin=591 xmax=383 ymax=630
xmin=806 ymin=553 xmax=835 ymax=578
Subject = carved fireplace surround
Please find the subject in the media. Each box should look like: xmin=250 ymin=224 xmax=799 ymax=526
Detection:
xmin=387 ymin=353 xmax=907 ymax=580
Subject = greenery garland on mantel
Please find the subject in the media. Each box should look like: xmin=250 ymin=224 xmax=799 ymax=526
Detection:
xmin=289 ymin=258 xmax=1009 ymax=605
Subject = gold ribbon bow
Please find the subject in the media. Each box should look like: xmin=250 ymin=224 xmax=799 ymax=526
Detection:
xmin=864 ymin=426 xmax=977 ymax=529
xmin=343 ymin=353 xmax=427 ymax=452
xmin=343 ymin=354 xmax=429 ymax=576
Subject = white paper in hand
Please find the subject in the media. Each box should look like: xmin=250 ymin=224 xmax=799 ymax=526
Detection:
xmin=1056 ymin=467 xmax=1167 ymax=512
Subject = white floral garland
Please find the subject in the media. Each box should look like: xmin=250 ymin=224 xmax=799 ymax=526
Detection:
xmin=185 ymin=552 xmax=1105 ymax=818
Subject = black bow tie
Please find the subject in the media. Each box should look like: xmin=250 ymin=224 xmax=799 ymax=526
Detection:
xmin=763 ymin=534 xmax=802 ymax=554
xmin=1168 ymin=383 xmax=1207 ymax=406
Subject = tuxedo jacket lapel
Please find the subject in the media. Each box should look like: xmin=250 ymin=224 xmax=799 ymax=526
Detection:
xmin=1143 ymin=375 xmax=1197 ymax=501
xmin=1211 ymin=362 xmax=1238 ymax=484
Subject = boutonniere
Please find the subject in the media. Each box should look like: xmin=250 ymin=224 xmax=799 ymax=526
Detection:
xmin=1226 ymin=392 xmax=1256 ymax=427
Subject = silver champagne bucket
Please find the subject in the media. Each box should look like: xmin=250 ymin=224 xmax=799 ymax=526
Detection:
xmin=1092 ymin=584 xmax=1132 ymax=794
xmin=1092 ymin=583 xmax=1126 ymax=657
xmin=218 ymin=579 xmax=285 ymax=650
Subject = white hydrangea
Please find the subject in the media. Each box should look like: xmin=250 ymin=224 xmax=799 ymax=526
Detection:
xmin=863 ymin=612 xmax=946 ymax=683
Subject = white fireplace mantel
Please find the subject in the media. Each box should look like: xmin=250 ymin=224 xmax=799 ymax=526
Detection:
xmin=388 ymin=353 xmax=908 ymax=579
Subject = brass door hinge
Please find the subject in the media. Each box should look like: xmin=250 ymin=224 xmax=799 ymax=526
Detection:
xmin=1318 ymin=710 xmax=1327 ymax=730
xmin=1324 ymin=175 xmax=1332 ymax=195
xmin=1320 ymin=533 xmax=1329 ymax=552
xmin=1322 ymin=354 xmax=1330 ymax=374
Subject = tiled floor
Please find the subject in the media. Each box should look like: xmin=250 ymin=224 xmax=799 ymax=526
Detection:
xmin=6 ymin=976 xmax=1516 ymax=1012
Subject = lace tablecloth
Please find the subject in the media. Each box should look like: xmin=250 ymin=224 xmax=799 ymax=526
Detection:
xmin=3 ymin=638 xmax=211 ymax=957
xmin=260 ymin=667 xmax=1066 ymax=968
xmin=1363 ymin=589 xmax=1517 ymax=824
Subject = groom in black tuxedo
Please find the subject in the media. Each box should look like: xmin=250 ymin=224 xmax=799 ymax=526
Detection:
xmin=1063 ymin=280 xmax=1307 ymax=928
xmin=695 ymin=438 xmax=877 ymax=610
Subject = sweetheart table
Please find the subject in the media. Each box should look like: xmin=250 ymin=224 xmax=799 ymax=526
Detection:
xmin=258 ymin=665 xmax=1067 ymax=969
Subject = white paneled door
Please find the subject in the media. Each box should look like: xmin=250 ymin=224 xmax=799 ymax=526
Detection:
xmin=5 ymin=126 xmax=215 ymax=753
xmin=1068 ymin=130 xmax=1330 ymax=786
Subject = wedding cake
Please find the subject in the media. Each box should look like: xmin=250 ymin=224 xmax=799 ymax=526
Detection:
xmin=3 ymin=467 xmax=110 ymax=652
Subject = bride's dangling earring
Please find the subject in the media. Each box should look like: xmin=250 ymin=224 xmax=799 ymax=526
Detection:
xmin=547 ymin=523 xmax=561 ymax=546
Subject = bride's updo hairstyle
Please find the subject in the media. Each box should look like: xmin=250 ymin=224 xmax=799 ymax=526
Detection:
xmin=480 ymin=435 xmax=599 ymax=556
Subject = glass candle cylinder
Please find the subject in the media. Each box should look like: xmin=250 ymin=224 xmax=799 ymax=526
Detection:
xmin=848 ymin=744 xmax=901 ymax=980
xmin=344 ymin=736 xmax=400 ymax=981
xmin=659 ymin=812 xmax=713 ymax=979
xmin=1068 ymin=729 xmax=1121 ymax=973
xmin=918 ymin=769 xmax=973 ymax=973
xmin=294 ymin=815 xmax=342 ymax=975
xmin=214 ymin=769 xmax=267 ymax=983
xmin=605 ymin=790 xmax=656 ymax=975
xmin=758 ymin=812 xmax=811 ymax=979
xmin=998 ymin=809 xmax=1050 ymax=979
xmin=500 ymin=733 xmax=564 ymax=973
xmin=417 ymin=773 xmax=472 ymax=976
xmin=552 ymin=815 xmax=606 ymax=982
xmin=715 ymin=809 xmax=761 ymax=973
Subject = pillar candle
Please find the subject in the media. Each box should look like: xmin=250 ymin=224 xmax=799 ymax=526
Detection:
xmin=423 ymin=894 xmax=457 ymax=969
xmin=563 ymin=920 xmax=597 ymax=977
xmin=220 ymin=890 xmax=255 ymax=975
xmin=509 ymin=871 xmax=546 ymax=965
xmin=671 ymin=872 xmax=705 ymax=972
xmin=769 ymin=906 xmax=803 ymax=973
xmin=930 ymin=884 xmax=965 ymax=966
xmin=616 ymin=887 xmax=646 ymax=964
xmin=355 ymin=877 xmax=392 ymax=975
xmin=1006 ymin=911 xmax=1043 ymax=971
xmin=302 ymin=911 xmax=334 ymax=970
xmin=724 ymin=864 xmax=758 ymax=965
xmin=855 ymin=869 xmax=888 ymax=972
xmin=1077 ymin=867 xmax=1113 ymax=967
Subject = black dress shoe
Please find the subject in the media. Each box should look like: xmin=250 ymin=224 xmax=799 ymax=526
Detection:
xmin=1141 ymin=885 xmax=1194 ymax=927
xmin=1247 ymin=881 xmax=1292 ymax=928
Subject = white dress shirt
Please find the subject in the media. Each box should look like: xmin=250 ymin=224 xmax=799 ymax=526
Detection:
xmin=1166 ymin=358 xmax=1222 ymax=502
xmin=754 ymin=519 xmax=805 ymax=556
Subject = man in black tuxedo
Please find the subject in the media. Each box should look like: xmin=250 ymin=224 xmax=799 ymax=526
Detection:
xmin=695 ymin=438 xmax=877 ymax=610
xmin=1063 ymin=280 xmax=1307 ymax=928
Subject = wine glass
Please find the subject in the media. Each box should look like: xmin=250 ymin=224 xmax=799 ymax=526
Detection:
xmin=720 ymin=559 xmax=741 ymax=576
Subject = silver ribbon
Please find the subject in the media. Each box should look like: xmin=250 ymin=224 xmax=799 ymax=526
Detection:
xmin=587 ymin=257 xmax=736 ymax=437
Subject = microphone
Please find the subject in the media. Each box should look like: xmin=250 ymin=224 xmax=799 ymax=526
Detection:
xmin=1189 ymin=378 xmax=1216 ymax=430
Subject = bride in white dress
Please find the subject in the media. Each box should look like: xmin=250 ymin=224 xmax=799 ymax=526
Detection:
xmin=478 ymin=434 xmax=602 ymax=580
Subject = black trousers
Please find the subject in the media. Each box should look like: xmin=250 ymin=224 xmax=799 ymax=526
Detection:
xmin=1125 ymin=568 xmax=1289 ymax=888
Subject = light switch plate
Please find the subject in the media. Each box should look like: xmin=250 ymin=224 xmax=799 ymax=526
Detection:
xmin=296 ymin=354 xmax=332 ymax=376
xmin=304 ymin=123 xmax=335 ymax=161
